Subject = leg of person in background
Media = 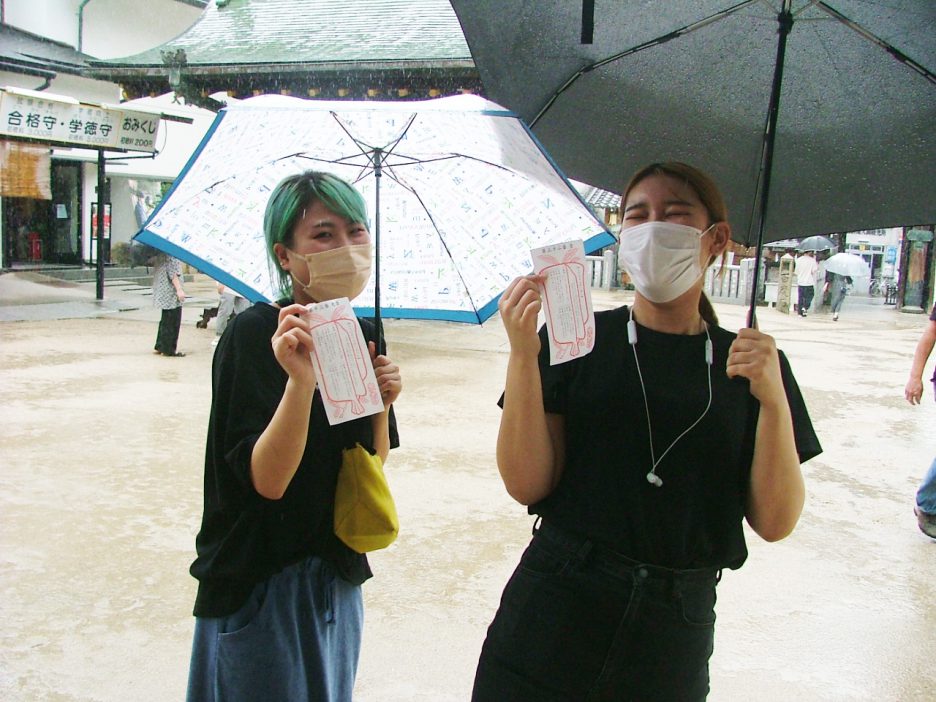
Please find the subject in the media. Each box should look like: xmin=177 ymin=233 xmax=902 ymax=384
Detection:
xmin=797 ymin=286 xmax=806 ymax=316
xmin=234 ymin=297 xmax=251 ymax=317
xmin=215 ymin=292 xmax=236 ymax=340
xmin=214 ymin=293 xmax=251 ymax=346
xmin=155 ymin=309 xmax=172 ymax=354
xmin=156 ymin=307 xmax=185 ymax=357
xmin=830 ymin=284 xmax=845 ymax=321
xmin=799 ymin=285 xmax=814 ymax=317
xmin=915 ymin=457 xmax=936 ymax=539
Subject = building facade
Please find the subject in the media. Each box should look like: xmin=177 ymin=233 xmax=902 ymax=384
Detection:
xmin=1 ymin=0 xmax=480 ymax=270
xmin=1 ymin=0 xmax=206 ymax=268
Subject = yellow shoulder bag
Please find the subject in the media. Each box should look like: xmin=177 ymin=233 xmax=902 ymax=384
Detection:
xmin=333 ymin=443 xmax=399 ymax=553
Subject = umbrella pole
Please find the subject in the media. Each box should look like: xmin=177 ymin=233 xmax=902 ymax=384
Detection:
xmin=747 ymin=2 xmax=793 ymax=329
xmin=373 ymin=148 xmax=383 ymax=351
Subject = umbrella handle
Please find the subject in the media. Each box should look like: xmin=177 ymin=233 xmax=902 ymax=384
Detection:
xmin=747 ymin=3 xmax=793 ymax=329
xmin=373 ymin=148 xmax=382 ymax=351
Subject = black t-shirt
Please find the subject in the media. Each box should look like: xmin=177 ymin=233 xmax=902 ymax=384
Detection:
xmin=190 ymin=301 xmax=399 ymax=617
xmin=530 ymin=305 xmax=821 ymax=571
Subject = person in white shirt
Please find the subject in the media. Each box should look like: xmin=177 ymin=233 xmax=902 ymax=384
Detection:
xmin=794 ymin=250 xmax=819 ymax=317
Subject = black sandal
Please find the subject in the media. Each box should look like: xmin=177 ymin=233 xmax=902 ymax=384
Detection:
xmin=162 ymin=351 xmax=186 ymax=357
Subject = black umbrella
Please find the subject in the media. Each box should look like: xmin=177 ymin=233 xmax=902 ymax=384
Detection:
xmin=797 ymin=235 xmax=836 ymax=252
xmin=450 ymin=0 xmax=936 ymax=324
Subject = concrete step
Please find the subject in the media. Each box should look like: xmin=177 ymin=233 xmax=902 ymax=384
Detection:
xmin=39 ymin=266 xmax=199 ymax=287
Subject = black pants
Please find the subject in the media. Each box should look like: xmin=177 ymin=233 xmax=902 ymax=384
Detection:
xmin=155 ymin=307 xmax=182 ymax=354
xmin=472 ymin=521 xmax=719 ymax=702
xmin=797 ymin=285 xmax=815 ymax=315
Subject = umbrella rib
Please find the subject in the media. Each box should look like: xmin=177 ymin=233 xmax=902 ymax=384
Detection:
xmin=381 ymin=114 xmax=419 ymax=161
xmin=328 ymin=111 xmax=422 ymax=167
xmin=169 ymin=152 xmax=320 ymax=205
xmin=330 ymin=112 xmax=380 ymax=162
xmin=530 ymin=0 xmax=761 ymax=128
xmin=393 ymin=153 xmax=512 ymax=171
xmin=816 ymin=2 xmax=936 ymax=85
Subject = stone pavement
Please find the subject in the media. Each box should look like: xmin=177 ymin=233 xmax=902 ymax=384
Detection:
xmin=0 ymin=270 xmax=220 ymax=324
xmin=0 ymin=268 xmax=924 ymax=329
xmin=2 ymin=269 xmax=935 ymax=701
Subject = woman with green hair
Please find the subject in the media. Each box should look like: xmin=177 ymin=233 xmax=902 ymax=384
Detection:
xmin=186 ymin=171 xmax=402 ymax=701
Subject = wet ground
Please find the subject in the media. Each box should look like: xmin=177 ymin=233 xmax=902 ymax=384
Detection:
xmin=1 ymin=272 xmax=934 ymax=701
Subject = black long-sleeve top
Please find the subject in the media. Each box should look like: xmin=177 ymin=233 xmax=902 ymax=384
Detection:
xmin=190 ymin=301 xmax=399 ymax=618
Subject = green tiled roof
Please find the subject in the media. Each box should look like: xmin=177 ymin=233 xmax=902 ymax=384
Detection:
xmin=93 ymin=0 xmax=472 ymax=67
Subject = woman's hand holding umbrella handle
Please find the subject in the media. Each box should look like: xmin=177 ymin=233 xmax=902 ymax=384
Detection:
xmin=726 ymin=328 xmax=785 ymax=406
xmin=368 ymin=341 xmax=401 ymax=463
xmin=729 ymin=328 xmax=804 ymax=541
xmin=369 ymin=341 xmax=402 ymax=408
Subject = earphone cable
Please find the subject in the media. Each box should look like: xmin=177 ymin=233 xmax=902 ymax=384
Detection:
xmin=629 ymin=307 xmax=713 ymax=485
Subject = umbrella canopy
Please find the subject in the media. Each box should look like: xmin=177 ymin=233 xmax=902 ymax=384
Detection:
xmin=136 ymin=94 xmax=615 ymax=324
xmin=449 ymin=0 xmax=935 ymax=324
xmin=797 ymin=235 xmax=836 ymax=252
xmin=823 ymin=252 xmax=871 ymax=278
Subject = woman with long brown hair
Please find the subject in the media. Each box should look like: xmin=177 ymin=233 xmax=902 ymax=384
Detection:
xmin=472 ymin=162 xmax=821 ymax=701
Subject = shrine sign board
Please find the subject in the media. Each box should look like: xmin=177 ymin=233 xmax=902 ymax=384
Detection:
xmin=0 ymin=89 xmax=160 ymax=153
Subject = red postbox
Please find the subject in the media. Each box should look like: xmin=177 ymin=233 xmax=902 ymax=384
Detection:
xmin=27 ymin=232 xmax=42 ymax=262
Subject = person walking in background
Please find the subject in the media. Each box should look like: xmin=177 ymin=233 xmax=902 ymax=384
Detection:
xmin=794 ymin=249 xmax=819 ymax=316
xmin=152 ymin=253 xmax=186 ymax=357
xmin=904 ymin=304 xmax=936 ymax=539
xmin=824 ymin=271 xmax=851 ymax=322
xmin=185 ymin=171 xmax=402 ymax=701
xmin=213 ymin=282 xmax=250 ymax=345
xmin=473 ymin=162 xmax=821 ymax=701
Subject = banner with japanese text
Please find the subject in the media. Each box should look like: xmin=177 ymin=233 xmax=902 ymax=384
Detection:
xmin=0 ymin=90 xmax=161 ymax=153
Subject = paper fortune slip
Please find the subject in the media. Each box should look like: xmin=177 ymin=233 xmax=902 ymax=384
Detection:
xmin=532 ymin=239 xmax=596 ymax=365
xmin=302 ymin=298 xmax=384 ymax=425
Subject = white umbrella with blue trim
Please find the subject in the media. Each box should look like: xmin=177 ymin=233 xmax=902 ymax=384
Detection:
xmin=135 ymin=94 xmax=615 ymax=329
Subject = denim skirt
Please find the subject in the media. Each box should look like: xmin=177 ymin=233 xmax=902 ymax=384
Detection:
xmin=472 ymin=521 xmax=719 ymax=702
xmin=186 ymin=556 xmax=363 ymax=702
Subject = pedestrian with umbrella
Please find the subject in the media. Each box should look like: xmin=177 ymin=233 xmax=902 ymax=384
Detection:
xmin=822 ymin=252 xmax=871 ymax=321
xmin=185 ymin=171 xmax=402 ymax=701
xmin=794 ymin=248 xmax=819 ymax=316
xmin=824 ymin=271 xmax=851 ymax=321
xmin=796 ymin=235 xmax=836 ymax=254
xmin=474 ymin=162 xmax=822 ymax=700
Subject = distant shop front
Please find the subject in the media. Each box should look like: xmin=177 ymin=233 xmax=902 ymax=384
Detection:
xmin=0 ymin=86 xmax=162 ymax=270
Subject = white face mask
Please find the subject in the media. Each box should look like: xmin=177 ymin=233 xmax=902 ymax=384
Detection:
xmin=617 ymin=221 xmax=714 ymax=303
xmin=289 ymin=243 xmax=372 ymax=302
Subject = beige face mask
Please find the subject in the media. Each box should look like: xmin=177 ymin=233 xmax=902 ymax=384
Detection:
xmin=289 ymin=243 xmax=372 ymax=302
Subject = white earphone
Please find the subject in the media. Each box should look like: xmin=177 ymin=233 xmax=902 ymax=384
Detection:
xmin=628 ymin=306 xmax=713 ymax=487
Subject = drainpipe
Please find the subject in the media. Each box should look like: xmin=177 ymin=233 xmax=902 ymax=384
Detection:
xmin=77 ymin=0 xmax=94 ymax=54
